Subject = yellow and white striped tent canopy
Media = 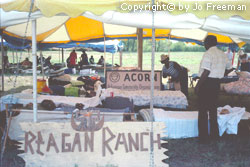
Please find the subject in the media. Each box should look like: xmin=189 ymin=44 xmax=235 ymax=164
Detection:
xmin=1 ymin=0 xmax=250 ymax=47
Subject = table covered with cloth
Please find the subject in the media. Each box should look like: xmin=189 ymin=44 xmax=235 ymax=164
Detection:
xmin=0 ymin=90 xmax=101 ymax=110
xmin=101 ymin=88 xmax=188 ymax=109
xmin=152 ymin=106 xmax=246 ymax=139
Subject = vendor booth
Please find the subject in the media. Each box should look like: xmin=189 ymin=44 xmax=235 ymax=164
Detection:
xmin=1 ymin=0 xmax=250 ymax=166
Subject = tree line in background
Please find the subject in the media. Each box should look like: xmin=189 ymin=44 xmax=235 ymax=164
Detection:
xmin=122 ymin=39 xmax=205 ymax=52
xmin=122 ymin=39 xmax=250 ymax=52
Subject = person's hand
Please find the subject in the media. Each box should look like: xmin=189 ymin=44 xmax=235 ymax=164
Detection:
xmin=194 ymin=84 xmax=199 ymax=95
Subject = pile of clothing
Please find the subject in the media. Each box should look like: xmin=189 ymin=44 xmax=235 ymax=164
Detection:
xmin=45 ymin=71 xmax=104 ymax=97
xmin=223 ymin=71 xmax=250 ymax=95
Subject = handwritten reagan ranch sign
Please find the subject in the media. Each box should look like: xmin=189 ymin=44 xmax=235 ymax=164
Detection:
xmin=19 ymin=122 xmax=167 ymax=167
xmin=106 ymin=71 xmax=162 ymax=91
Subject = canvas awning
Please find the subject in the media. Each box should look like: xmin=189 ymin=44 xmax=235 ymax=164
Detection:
xmin=1 ymin=9 xmax=249 ymax=48
xmin=1 ymin=0 xmax=250 ymax=19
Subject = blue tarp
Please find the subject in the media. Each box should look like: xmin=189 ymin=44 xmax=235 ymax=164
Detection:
xmin=39 ymin=40 xmax=124 ymax=53
xmin=2 ymin=33 xmax=238 ymax=52
xmin=2 ymin=34 xmax=124 ymax=53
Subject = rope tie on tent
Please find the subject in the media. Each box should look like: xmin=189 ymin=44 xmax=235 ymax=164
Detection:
xmin=0 ymin=0 xmax=35 ymax=166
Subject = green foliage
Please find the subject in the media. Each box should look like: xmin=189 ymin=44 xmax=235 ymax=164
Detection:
xmin=122 ymin=39 xmax=205 ymax=52
xmin=243 ymin=43 xmax=250 ymax=52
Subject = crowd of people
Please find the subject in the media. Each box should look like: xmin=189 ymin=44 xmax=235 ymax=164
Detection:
xmin=1 ymin=49 xmax=106 ymax=71
xmin=66 ymin=49 xmax=105 ymax=69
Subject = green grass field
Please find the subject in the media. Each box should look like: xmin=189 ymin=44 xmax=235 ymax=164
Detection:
xmin=7 ymin=50 xmax=239 ymax=76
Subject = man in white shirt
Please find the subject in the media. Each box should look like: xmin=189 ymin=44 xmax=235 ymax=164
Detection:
xmin=195 ymin=35 xmax=232 ymax=144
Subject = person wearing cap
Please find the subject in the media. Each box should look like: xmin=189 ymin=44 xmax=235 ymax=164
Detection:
xmin=195 ymin=35 xmax=232 ymax=144
xmin=161 ymin=54 xmax=188 ymax=97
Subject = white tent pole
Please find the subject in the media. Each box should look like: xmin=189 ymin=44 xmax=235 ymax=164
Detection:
xmin=150 ymin=1 xmax=156 ymax=165
xmin=150 ymin=4 xmax=155 ymax=121
xmin=32 ymin=19 xmax=38 ymax=123
xmin=12 ymin=50 xmax=15 ymax=64
xmin=58 ymin=48 xmax=61 ymax=63
xmin=16 ymin=51 xmax=18 ymax=64
xmin=112 ymin=53 xmax=114 ymax=68
xmin=104 ymin=36 xmax=107 ymax=78
xmin=119 ymin=50 xmax=123 ymax=67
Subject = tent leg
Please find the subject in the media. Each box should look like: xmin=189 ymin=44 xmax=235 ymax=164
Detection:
xmin=137 ymin=28 xmax=143 ymax=70
xmin=119 ymin=50 xmax=123 ymax=67
xmin=62 ymin=48 xmax=64 ymax=64
xmin=32 ymin=19 xmax=38 ymax=123
xmin=58 ymin=48 xmax=61 ymax=63
xmin=1 ymin=30 xmax=4 ymax=92
xmin=150 ymin=29 xmax=155 ymax=120
xmin=104 ymin=37 xmax=107 ymax=78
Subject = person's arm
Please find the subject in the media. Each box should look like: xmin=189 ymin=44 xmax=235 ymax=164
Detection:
xmin=224 ymin=68 xmax=234 ymax=76
xmin=195 ymin=69 xmax=210 ymax=95
xmin=162 ymin=72 xmax=168 ymax=78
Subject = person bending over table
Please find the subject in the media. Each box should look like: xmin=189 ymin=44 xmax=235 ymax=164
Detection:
xmin=195 ymin=35 xmax=232 ymax=144
xmin=161 ymin=54 xmax=188 ymax=97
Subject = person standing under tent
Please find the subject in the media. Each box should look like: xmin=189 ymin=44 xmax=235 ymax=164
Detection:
xmin=195 ymin=35 xmax=232 ymax=144
xmin=97 ymin=55 xmax=105 ymax=66
xmin=3 ymin=55 xmax=9 ymax=70
xmin=89 ymin=55 xmax=95 ymax=64
xmin=67 ymin=50 xmax=77 ymax=68
xmin=161 ymin=54 xmax=188 ymax=97
xmin=79 ymin=50 xmax=89 ymax=68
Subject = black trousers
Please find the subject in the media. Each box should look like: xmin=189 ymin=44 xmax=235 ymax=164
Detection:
xmin=180 ymin=68 xmax=188 ymax=97
xmin=198 ymin=78 xmax=220 ymax=140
